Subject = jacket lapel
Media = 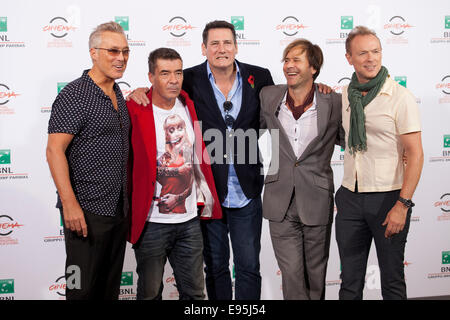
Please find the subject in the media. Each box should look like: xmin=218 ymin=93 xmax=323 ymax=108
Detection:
xmin=197 ymin=61 xmax=227 ymax=130
xmin=298 ymin=89 xmax=331 ymax=161
xmin=137 ymin=88 xmax=157 ymax=165
xmin=271 ymin=86 xmax=297 ymax=161
xmin=235 ymin=60 xmax=250 ymax=128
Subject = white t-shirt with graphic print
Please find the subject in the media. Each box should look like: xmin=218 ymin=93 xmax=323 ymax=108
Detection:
xmin=148 ymin=98 xmax=197 ymax=224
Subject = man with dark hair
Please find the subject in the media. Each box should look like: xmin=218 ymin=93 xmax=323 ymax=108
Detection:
xmin=128 ymin=20 xmax=274 ymax=300
xmin=336 ymin=25 xmax=423 ymax=300
xmin=126 ymin=47 xmax=222 ymax=300
xmin=46 ymin=21 xmax=130 ymax=300
xmin=260 ymin=39 xmax=343 ymax=299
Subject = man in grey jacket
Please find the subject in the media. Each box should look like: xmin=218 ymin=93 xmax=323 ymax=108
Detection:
xmin=260 ymin=39 xmax=343 ymax=300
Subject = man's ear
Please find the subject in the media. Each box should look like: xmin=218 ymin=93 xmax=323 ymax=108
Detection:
xmin=148 ymin=72 xmax=154 ymax=85
xmin=345 ymin=52 xmax=353 ymax=66
xmin=201 ymin=43 xmax=207 ymax=57
xmin=90 ymin=47 xmax=97 ymax=62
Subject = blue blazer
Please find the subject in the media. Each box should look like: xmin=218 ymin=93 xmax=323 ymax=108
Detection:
xmin=183 ymin=60 xmax=274 ymax=203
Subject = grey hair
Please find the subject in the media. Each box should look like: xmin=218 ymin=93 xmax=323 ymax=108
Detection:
xmin=88 ymin=21 xmax=125 ymax=49
xmin=345 ymin=25 xmax=380 ymax=54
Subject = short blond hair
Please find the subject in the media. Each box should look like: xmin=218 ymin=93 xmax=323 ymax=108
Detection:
xmin=345 ymin=25 xmax=380 ymax=54
xmin=88 ymin=21 xmax=125 ymax=49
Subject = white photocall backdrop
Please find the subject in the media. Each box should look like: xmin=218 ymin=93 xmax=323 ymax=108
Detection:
xmin=0 ymin=0 xmax=449 ymax=300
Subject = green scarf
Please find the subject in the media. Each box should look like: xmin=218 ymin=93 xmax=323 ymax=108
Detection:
xmin=347 ymin=66 xmax=389 ymax=154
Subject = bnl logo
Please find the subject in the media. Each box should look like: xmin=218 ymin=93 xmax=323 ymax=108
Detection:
xmin=0 ymin=279 xmax=14 ymax=294
xmin=445 ymin=16 xmax=450 ymax=29
xmin=115 ymin=16 xmax=129 ymax=31
xmin=0 ymin=17 xmax=6 ymax=32
xmin=120 ymin=272 xmax=133 ymax=286
xmin=0 ymin=150 xmax=11 ymax=164
xmin=395 ymin=76 xmax=407 ymax=88
xmin=341 ymin=16 xmax=353 ymax=30
xmin=443 ymin=251 xmax=450 ymax=264
xmin=444 ymin=135 xmax=450 ymax=148
xmin=57 ymin=82 xmax=68 ymax=94
xmin=231 ymin=16 xmax=244 ymax=31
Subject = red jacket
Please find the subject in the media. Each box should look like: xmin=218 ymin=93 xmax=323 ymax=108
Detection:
xmin=126 ymin=88 xmax=222 ymax=244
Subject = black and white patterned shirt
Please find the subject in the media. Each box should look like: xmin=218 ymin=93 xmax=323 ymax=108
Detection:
xmin=48 ymin=70 xmax=130 ymax=216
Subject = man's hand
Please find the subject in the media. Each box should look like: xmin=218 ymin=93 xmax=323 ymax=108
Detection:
xmin=159 ymin=194 xmax=179 ymax=212
xmin=316 ymin=83 xmax=333 ymax=94
xmin=381 ymin=201 xmax=408 ymax=238
xmin=126 ymin=87 xmax=150 ymax=106
xmin=63 ymin=202 xmax=88 ymax=238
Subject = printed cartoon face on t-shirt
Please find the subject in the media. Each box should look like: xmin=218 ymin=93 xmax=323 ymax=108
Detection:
xmin=156 ymin=114 xmax=194 ymax=214
xmin=164 ymin=114 xmax=191 ymax=160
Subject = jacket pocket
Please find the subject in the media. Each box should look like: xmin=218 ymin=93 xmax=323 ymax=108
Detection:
xmin=264 ymin=172 xmax=279 ymax=184
xmin=313 ymin=175 xmax=332 ymax=191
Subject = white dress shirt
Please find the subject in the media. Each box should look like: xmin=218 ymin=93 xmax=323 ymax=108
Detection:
xmin=277 ymin=92 xmax=318 ymax=159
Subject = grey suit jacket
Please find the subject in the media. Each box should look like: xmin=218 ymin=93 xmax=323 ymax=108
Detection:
xmin=260 ymin=84 xmax=343 ymax=226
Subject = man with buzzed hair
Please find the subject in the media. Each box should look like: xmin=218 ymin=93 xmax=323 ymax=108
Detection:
xmin=46 ymin=21 xmax=130 ymax=299
xmin=336 ymin=25 xmax=423 ymax=300
xmin=127 ymin=47 xmax=221 ymax=300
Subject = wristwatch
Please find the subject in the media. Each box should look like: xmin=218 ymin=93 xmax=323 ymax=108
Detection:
xmin=398 ymin=197 xmax=415 ymax=208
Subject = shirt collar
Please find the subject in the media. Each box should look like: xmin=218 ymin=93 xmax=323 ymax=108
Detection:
xmin=378 ymin=75 xmax=394 ymax=97
xmin=281 ymin=89 xmax=318 ymax=112
xmin=82 ymin=69 xmax=121 ymax=99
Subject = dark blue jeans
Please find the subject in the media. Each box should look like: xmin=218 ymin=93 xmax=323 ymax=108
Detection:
xmin=133 ymin=217 xmax=205 ymax=300
xmin=201 ymin=197 xmax=263 ymax=300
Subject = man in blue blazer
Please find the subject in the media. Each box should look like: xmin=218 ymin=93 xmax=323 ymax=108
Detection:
xmin=128 ymin=20 xmax=274 ymax=300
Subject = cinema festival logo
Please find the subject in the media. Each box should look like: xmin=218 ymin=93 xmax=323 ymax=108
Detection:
xmin=0 ymin=83 xmax=20 ymax=115
xmin=436 ymin=75 xmax=450 ymax=104
xmin=0 ymin=215 xmax=23 ymax=236
xmin=332 ymin=76 xmax=351 ymax=94
xmin=435 ymin=193 xmax=450 ymax=222
xmin=0 ymin=215 xmax=22 ymax=246
xmin=117 ymin=81 xmax=132 ymax=97
xmin=385 ymin=16 xmax=413 ymax=44
xmin=163 ymin=16 xmax=195 ymax=38
xmin=384 ymin=16 xmax=413 ymax=36
xmin=43 ymin=17 xmax=76 ymax=38
xmin=276 ymin=16 xmax=308 ymax=37
xmin=49 ymin=276 xmax=66 ymax=297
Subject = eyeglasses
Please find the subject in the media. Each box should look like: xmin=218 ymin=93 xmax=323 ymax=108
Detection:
xmin=95 ymin=47 xmax=130 ymax=57
xmin=223 ymin=101 xmax=235 ymax=128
